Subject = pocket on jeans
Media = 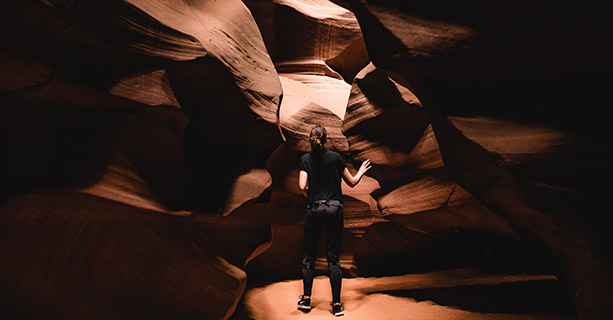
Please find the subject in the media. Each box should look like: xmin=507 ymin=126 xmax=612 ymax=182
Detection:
xmin=327 ymin=200 xmax=342 ymax=215
xmin=328 ymin=200 xmax=342 ymax=208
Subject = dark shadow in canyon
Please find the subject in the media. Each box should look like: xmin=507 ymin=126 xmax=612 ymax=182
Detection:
xmin=374 ymin=278 xmax=577 ymax=316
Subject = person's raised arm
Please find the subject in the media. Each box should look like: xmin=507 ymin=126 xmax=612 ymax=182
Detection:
xmin=342 ymin=159 xmax=371 ymax=187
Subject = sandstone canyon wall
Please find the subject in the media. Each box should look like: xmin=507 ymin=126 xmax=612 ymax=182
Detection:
xmin=1 ymin=0 xmax=612 ymax=319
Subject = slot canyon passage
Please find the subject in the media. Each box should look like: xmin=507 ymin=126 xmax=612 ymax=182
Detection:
xmin=1 ymin=0 xmax=612 ymax=319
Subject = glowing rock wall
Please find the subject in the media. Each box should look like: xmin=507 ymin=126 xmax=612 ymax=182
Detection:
xmin=1 ymin=0 xmax=611 ymax=319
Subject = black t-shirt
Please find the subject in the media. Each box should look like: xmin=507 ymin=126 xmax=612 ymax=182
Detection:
xmin=300 ymin=150 xmax=346 ymax=205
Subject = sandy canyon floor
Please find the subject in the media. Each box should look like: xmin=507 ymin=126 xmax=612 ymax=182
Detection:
xmin=236 ymin=268 xmax=578 ymax=320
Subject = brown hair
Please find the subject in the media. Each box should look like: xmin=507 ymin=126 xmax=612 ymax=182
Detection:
xmin=309 ymin=125 xmax=327 ymax=154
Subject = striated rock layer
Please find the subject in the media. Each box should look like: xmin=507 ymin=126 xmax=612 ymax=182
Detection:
xmin=2 ymin=0 xmax=280 ymax=319
xmin=2 ymin=0 xmax=612 ymax=319
xmin=341 ymin=1 xmax=613 ymax=319
xmin=0 ymin=189 xmax=271 ymax=319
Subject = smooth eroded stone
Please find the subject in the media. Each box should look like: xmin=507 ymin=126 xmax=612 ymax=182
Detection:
xmin=278 ymin=73 xmax=351 ymax=152
xmin=346 ymin=2 xmax=613 ymax=317
xmin=109 ymin=70 xmax=181 ymax=108
xmin=222 ymin=169 xmax=273 ymax=216
xmin=167 ymin=55 xmax=282 ymax=212
xmin=325 ymin=35 xmax=371 ymax=83
xmin=126 ymin=0 xmax=282 ymax=125
xmin=0 ymin=189 xmax=253 ymax=320
xmin=267 ymin=0 xmax=362 ymax=63
xmin=2 ymin=73 xmax=142 ymax=195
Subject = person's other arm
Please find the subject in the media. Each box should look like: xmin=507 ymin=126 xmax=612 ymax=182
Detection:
xmin=342 ymin=159 xmax=371 ymax=187
xmin=299 ymin=170 xmax=309 ymax=198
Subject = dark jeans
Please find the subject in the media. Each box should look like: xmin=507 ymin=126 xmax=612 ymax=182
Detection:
xmin=302 ymin=200 xmax=344 ymax=303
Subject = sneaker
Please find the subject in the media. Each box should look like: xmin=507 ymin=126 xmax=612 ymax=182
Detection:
xmin=332 ymin=302 xmax=344 ymax=316
xmin=297 ymin=295 xmax=312 ymax=312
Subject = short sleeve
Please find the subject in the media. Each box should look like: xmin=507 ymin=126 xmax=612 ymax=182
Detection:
xmin=300 ymin=154 xmax=309 ymax=173
xmin=337 ymin=152 xmax=346 ymax=172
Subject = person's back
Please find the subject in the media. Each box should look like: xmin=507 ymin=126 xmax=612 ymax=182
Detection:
xmin=300 ymin=150 xmax=345 ymax=205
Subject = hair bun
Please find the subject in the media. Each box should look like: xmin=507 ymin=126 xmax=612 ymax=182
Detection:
xmin=309 ymin=125 xmax=327 ymax=153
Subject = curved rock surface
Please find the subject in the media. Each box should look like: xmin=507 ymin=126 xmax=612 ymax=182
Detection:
xmin=2 ymin=1 xmax=278 ymax=319
xmin=2 ymin=0 xmax=611 ymax=319
xmin=342 ymin=1 xmax=613 ymax=319
xmin=0 ymin=189 xmax=267 ymax=320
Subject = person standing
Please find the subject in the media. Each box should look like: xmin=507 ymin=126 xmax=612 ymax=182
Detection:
xmin=297 ymin=125 xmax=371 ymax=316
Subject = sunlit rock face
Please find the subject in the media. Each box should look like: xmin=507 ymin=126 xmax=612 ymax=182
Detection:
xmin=1 ymin=0 xmax=612 ymax=319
